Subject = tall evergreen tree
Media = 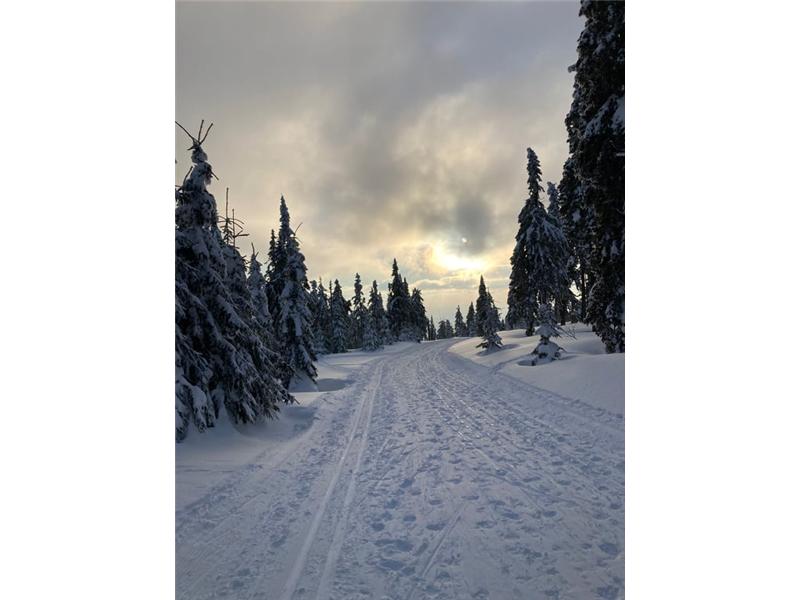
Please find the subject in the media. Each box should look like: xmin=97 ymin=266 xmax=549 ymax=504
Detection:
xmin=427 ymin=316 xmax=437 ymax=341
xmin=308 ymin=279 xmax=330 ymax=356
xmin=329 ymin=279 xmax=350 ymax=353
xmin=265 ymin=228 xmax=282 ymax=323
xmin=454 ymin=305 xmax=467 ymax=337
xmin=508 ymin=148 xmax=571 ymax=335
xmin=363 ymin=280 xmax=385 ymax=351
xmin=558 ymin=158 xmax=592 ymax=321
xmin=547 ymin=181 xmax=575 ymax=326
xmin=275 ymin=196 xmax=317 ymax=383
xmin=564 ymin=0 xmax=625 ymax=352
xmin=507 ymin=148 xmax=542 ymax=332
xmin=350 ymin=273 xmax=367 ymax=348
xmin=437 ymin=320 xmax=448 ymax=340
xmin=410 ymin=287 xmax=427 ymax=342
xmin=175 ymin=122 xmax=289 ymax=441
xmin=466 ymin=302 xmax=477 ymax=336
xmin=387 ymin=259 xmax=415 ymax=341
xmin=475 ymin=275 xmax=503 ymax=350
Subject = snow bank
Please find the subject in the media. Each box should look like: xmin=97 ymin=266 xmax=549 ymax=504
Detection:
xmin=176 ymin=341 xmax=419 ymax=509
xmin=448 ymin=324 xmax=624 ymax=416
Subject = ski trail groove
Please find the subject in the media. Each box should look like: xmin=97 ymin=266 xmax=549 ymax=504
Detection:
xmin=314 ymin=363 xmax=384 ymax=600
xmin=277 ymin=361 xmax=385 ymax=600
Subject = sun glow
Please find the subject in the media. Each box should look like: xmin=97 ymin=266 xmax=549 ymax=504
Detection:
xmin=432 ymin=244 xmax=486 ymax=273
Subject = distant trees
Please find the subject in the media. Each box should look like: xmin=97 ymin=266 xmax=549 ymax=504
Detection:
xmin=437 ymin=320 xmax=454 ymax=339
xmin=329 ymin=279 xmax=350 ymax=354
xmin=363 ymin=280 xmax=386 ymax=352
xmin=560 ymin=0 xmax=625 ymax=352
xmin=349 ymin=273 xmax=367 ymax=349
xmin=453 ymin=306 xmax=467 ymax=337
xmin=387 ymin=259 xmax=420 ymax=342
xmin=475 ymin=276 xmax=503 ymax=350
xmin=466 ymin=302 xmax=477 ymax=337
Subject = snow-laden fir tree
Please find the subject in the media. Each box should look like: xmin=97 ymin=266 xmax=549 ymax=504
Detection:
xmin=265 ymin=228 xmax=282 ymax=323
xmin=175 ymin=122 xmax=289 ymax=441
xmin=547 ymin=181 xmax=575 ymax=326
xmin=427 ymin=316 xmax=437 ymax=340
xmin=367 ymin=279 xmax=390 ymax=348
xmin=437 ymin=319 xmax=455 ymax=339
xmin=454 ymin=305 xmax=467 ymax=337
xmin=247 ymin=245 xmax=289 ymax=385
xmin=363 ymin=280 xmax=384 ymax=352
xmin=531 ymin=303 xmax=565 ymax=366
xmin=387 ymin=259 xmax=416 ymax=341
xmin=466 ymin=302 xmax=477 ymax=336
xmin=564 ymin=0 xmax=625 ymax=352
xmin=308 ymin=279 xmax=331 ymax=356
xmin=557 ymin=158 xmax=592 ymax=321
xmin=508 ymin=148 xmax=571 ymax=335
xmin=275 ymin=196 xmax=317 ymax=384
xmin=410 ymin=287 xmax=427 ymax=342
xmin=507 ymin=148 xmax=542 ymax=333
xmin=349 ymin=273 xmax=367 ymax=348
xmin=475 ymin=275 xmax=503 ymax=350
xmin=329 ymin=279 xmax=350 ymax=353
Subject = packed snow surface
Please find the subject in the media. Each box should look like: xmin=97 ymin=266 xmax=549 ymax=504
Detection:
xmin=450 ymin=324 xmax=624 ymax=416
xmin=177 ymin=334 xmax=624 ymax=599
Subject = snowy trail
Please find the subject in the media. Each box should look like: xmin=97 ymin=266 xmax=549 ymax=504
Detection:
xmin=176 ymin=340 xmax=624 ymax=600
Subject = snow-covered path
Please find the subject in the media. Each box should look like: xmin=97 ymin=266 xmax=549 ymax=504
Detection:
xmin=176 ymin=339 xmax=624 ymax=600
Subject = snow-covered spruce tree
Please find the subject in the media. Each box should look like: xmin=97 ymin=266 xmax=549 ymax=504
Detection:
xmin=565 ymin=0 xmax=625 ymax=352
xmin=475 ymin=275 xmax=503 ymax=350
xmin=275 ymin=196 xmax=317 ymax=384
xmin=308 ymin=279 xmax=330 ymax=356
xmin=547 ymin=181 xmax=576 ymax=326
xmin=507 ymin=148 xmax=542 ymax=333
xmin=466 ymin=302 xmax=477 ymax=336
xmin=387 ymin=259 xmax=415 ymax=341
xmin=508 ymin=148 xmax=571 ymax=335
xmin=175 ymin=122 xmax=289 ymax=441
xmin=363 ymin=280 xmax=384 ymax=352
xmin=265 ymin=228 xmax=283 ymax=324
xmin=557 ymin=158 xmax=592 ymax=321
xmin=437 ymin=320 xmax=447 ymax=340
xmin=329 ymin=279 xmax=350 ymax=354
xmin=247 ymin=245 xmax=289 ymax=383
xmin=454 ymin=305 xmax=467 ymax=337
xmin=410 ymin=287 xmax=427 ymax=342
xmin=531 ymin=303 xmax=565 ymax=366
xmin=350 ymin=273 xmax=367 ymax=348
xmin=427 ymin=316 xmax=437 ymax=340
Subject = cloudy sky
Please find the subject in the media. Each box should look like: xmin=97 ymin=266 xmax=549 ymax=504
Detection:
xmin=176 ymin=0 xmax=582 ymax=322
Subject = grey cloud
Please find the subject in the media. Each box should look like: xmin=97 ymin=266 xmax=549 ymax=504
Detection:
xmin=176 ymin=0 xmax=582 ymax=318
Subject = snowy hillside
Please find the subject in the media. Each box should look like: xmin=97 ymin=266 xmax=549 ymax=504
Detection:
xmin=449 ymin=324 xmax=624 ymax=416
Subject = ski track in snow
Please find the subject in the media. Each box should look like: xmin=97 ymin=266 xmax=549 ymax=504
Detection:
xmin=176 ymin=340 xmax=624 ymax=600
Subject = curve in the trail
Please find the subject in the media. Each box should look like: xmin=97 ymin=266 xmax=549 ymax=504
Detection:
xmin=176 ymin=339 xmax=624 ymax=600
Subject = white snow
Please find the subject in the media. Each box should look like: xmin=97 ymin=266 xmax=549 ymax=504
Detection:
xmin=449 ymin=324 xmax=625 ymax=416
xmin=177 ymin=335 xmax=624 ymax=599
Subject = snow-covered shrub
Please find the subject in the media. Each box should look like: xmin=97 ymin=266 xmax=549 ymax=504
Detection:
xmin=531 ymin=304 xmax=565 ymax=366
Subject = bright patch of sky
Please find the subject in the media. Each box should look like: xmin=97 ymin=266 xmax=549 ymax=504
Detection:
xmin=177 ymin=1 xmax=582 ymax=322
